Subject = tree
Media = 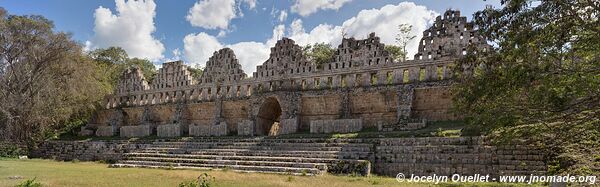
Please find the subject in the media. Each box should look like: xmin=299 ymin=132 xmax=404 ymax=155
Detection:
xmin=394 ymin=24 xmax=416 ymax=61
xmin=303 ymin=43 xmax=334 ymax=68
xmin=0 ymin=8 xmax=110 ymax=145
xmin=384 ymin=45 xmax=404 ymax=62
xmin=89 ymin=47 xmax=156 ymax=87
xmin=453 ymin=0 xmax=599 ymax=175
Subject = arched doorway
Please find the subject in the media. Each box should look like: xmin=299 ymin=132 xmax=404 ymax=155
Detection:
xmin=256 ymin=97 xmax=282 ymax=136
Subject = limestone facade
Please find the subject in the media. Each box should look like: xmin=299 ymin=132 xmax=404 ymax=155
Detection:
xmin=92 ymin=10 xmax=482 ymax=137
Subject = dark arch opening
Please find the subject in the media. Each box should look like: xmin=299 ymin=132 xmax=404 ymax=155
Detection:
xmin=256 ymin=97 xmax=282 ymax=136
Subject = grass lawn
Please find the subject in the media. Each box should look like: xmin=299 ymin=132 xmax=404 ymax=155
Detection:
xmin=0 ymin=158 xmax=538 ymax=187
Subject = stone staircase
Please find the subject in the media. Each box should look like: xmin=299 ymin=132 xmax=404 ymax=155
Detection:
xmin=110 ymin=138 xmax=373 ymax=176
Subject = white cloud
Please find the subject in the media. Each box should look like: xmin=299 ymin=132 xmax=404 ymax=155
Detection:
xmin=291 ymin=0 xmax=352 ymax=17
xmin=86 ymin=0 xmax=164 ymax=62
xmin=186 ymin=0 xmax=237 ymax=29
xmin=183 ymin=32 xmax=223 ymax=67
xmin=164 ymin=48 xmax=182 ymax=62
xmin=183 ymin=25 xmax=286 ymax=74
xmin=217 ymin=30 xmax=227 ymax=38
xmin=183 ymin=2 xmax=437 ymax=76
xmin=289 ymin=2 xmax=437 ymax=59
xmin=241 ymin=0 xmax=257 ymax=9
xmin=278 ymin=10 xmax=288 ymax=22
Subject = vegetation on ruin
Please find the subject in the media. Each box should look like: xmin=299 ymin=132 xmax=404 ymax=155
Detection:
xmin=187 ymin=65 xmax=204 ymax=80
xmin=302 ymin=42 xmax=335 ymax=67
xmin=453 ymin=0 xmax=599 ymax=175
xmin=0 ymin=159 xmax=542 ymax=187
xmin=386 ymin=23 xmax=416 ymax=62
xmin=88 ymin=46 xmax=157 ymax=85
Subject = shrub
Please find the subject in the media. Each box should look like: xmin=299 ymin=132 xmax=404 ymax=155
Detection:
xmin=179 ymin=173 xmax=215 ymax=187
xmin=16 ymin=178 xmax=42 ymax=187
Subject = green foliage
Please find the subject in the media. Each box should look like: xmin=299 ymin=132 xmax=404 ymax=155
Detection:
xmin=89 ymin=47 xmax=156 ymax=87
xmin=285 ymin=176 xmax=294 ymax=182
xmin=303 ymin=43 xmax=335 ymax=67
xmin=16 ymin=178 xmax=42 ymax=187
xmin=453 ymin=0 xmax=599 ymax=175
xmin=187 ymin=65 xmax=204 ymax=80
xmin=394 ymin=23 xmax=416 ymax=61
xmin=0 ymin=144 xmax=26 ymax=158
xmin=178 ymin=173 xmax=215 ymax=187
xmin=0 ymin=8 xmax=111 ymax=146
xmin=385 ymin=45 xmax=404 ymax=62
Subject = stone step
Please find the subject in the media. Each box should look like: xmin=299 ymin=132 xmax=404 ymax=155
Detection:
xmin=124 ymin=152 xmax=346 ymax=164
xmin=154 ymin=138 xmax=368 ymax=144
xmin=122 ymin=156 xmax=328 ymax=170
xmin=136 ymin=148 xmax=373 ymax=159
xmin=146 ymin=145 xmax=347 ymax=152
xmin=152 ymin=142 xmax=373 ymax=147
xmin=111 ymin=161 xmax=324 ymax=175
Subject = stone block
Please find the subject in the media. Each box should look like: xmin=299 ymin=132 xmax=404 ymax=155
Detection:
xmin=95 ymin=126 xmax=115 ymax=137
xmin=120 ymin=125 xmax=152 ymax=137
xmin=157 ymin=124 xmax=182 ymax=137
xmin=309 ymin=119 xmax=363 ymax=134
xmin=237 ymin=120 xmax=254 ymax=136
xmin=190 ymin=122 xmax=228 ymax=136
xmin=277 ymin=118 xmax=298 ymax=135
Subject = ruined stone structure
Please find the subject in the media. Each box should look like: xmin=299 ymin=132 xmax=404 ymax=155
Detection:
xmin=88 ymin=10 xmax=486 ymax=138
xmin=46 ymin=10 xmax=547 ymax=178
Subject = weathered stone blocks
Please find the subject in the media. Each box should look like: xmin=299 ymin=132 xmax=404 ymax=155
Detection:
xmin=189 ymin=122 xmax=228 ymax=136
xmin=310 ymin=119 xmax=362 ymax=133
xmin=237 ymin=120 xmax=254 ymax=136
xmin=277 ymin=118 xmax=298 ymax=135
xmin=95 ymin=126 xmax=115 ymax=137
xmin=120 ymin=125 xmax=151 ymax=137
xmin=157 ymin=124 xmax=182 ymax=137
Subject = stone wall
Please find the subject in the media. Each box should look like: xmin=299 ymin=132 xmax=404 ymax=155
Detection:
xmin=120 ymin=125 xmax=152 ymax=138
xmin=237 ymin=120 xmax=254 ymax=136
xmin=373 ymin=137 xmax=546 ymax=177
xmin=412 ymin=87 xmax=456 ymax=120
xmin=31 ymin=140 xmax=152 ymax=161
xmin=310 ymin=119 xmax=362 ymax=133
xmin=189 ymin=122 xmax=228 ymax=136
xmin=31 ymin=136 xmax=546 ymax=177
xmin=157 ymin=124 xmax=182 ymax=137
xmin=96 ymin=126 xmax=115 ymax=137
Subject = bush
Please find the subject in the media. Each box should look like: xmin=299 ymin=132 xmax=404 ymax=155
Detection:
xmin=178 ymin=173 xmax=215 ymax=187
xmin=0 ymin=144 xmax=26 ymax=158
xmin=16 ymin=178 xmax=42 ymax=187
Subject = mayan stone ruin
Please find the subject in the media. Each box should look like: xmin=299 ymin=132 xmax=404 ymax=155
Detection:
xmin=32 ymin=10 xmax=546 ymax=177
xmin=88 ymin=10 xmax=491 ymax=138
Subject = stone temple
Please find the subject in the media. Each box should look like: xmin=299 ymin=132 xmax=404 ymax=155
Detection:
xmin=36 ymin=10 xmax=545 ymax=177
xmin=86 ymin=9 xmax=489 ymax=138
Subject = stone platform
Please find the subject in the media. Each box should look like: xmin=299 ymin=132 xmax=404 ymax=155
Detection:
xmin=31 ymin=136 xmax=546 ymax=177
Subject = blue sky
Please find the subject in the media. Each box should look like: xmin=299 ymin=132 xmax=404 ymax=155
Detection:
xmin=1 ymin=0 xmax=501 ymax=73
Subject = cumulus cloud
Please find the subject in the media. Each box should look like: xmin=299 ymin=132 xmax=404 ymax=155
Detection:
xmin=289 ymin=2 xmax=437 ymax=59
xmin=291 ymin=0 xmax=352 ymax=17
xmin=183 ymin=2 xmax=437 ymax=76
xmin=86 ymin=0 xmax=164 ymax=62
xmin=186 ymin=0 xmax=237 ymax=29
xmin=183 ymin=25 xmax=285 ymax=74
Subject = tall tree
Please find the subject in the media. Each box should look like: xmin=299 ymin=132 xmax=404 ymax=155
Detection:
xmin=453 ymin=0 xmax=599 ymax=175
xmin=89 ymin=47 xmax=156 ymax=87
xmin=0 ymin=8 xmax=110 ymax=145
xmin=394 ymin=23 xmax=416 ymax=61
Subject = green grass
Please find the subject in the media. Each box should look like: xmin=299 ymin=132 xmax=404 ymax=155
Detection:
xmin=0 ymin=158 xmax=542 ymax=187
